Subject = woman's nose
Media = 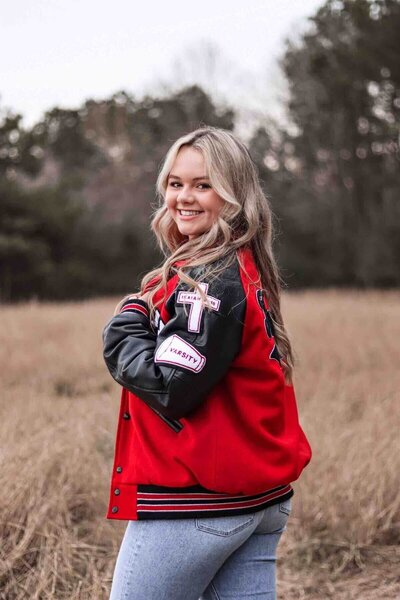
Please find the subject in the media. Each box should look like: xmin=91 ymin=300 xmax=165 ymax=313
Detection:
xmin=177 ymin=187 xmax=195 ymax=202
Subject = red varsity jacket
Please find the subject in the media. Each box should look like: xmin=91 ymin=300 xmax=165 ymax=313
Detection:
xmin=102 ymin=245 xmax=312 ymax=520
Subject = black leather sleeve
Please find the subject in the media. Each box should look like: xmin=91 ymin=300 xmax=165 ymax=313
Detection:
xmin=102 ymin=257 xmax=246 ymax=420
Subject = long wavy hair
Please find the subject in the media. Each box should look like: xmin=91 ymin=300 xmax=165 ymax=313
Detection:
xmin=115 ymin=126 xmax=296 ymax=383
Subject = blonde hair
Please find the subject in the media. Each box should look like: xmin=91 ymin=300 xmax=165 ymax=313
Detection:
xmin=117 ymin=126 xmax=296 ymax=383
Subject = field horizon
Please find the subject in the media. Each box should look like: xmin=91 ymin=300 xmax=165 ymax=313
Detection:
xmin=1 ymin=289 xmax=399 ymax=599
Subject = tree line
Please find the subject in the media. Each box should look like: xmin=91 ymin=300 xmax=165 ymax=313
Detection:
xmin=1 ymin=0 xmax=399 ymax=301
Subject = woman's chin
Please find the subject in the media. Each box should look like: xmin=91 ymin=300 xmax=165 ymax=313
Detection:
xmin=179 ymin=227 xmax=199 ymax=238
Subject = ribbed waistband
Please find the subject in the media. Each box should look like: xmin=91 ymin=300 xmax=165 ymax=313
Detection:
xmin=136 ymin=483 xmax=294 ymax=519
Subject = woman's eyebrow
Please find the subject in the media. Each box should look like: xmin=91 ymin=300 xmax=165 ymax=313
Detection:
xmin=168 ymin=174 xmax=209 ymax=181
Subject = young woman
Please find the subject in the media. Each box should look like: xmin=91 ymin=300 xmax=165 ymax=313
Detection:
xmin=102 ymin=126 xmax=312 ymax=600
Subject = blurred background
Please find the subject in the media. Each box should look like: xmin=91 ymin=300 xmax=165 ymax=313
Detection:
xmin=1 ymin=0 xmax=399 ymax=301
xmin=1 ymin=1 xmax=399 ymax=599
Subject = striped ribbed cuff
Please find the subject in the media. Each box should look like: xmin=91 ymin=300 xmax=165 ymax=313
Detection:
xmin=119 ymin=298 xmax=149 ymax=319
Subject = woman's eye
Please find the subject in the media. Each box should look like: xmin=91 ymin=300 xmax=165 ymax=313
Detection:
xmin=168 ymin=182 xmax=211 ymax=189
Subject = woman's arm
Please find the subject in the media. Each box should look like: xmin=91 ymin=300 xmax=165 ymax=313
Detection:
xmin=102 ymin=264 xmax=246 ymax=420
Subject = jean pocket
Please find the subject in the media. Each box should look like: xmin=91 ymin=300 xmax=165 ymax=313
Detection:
xmin=254 ymin=500 xmax=292 ymax=535
xmin=195 ymin=513 xmax=255 ymax=537
xmin=278 ymin=497 xmax=292 ymax=516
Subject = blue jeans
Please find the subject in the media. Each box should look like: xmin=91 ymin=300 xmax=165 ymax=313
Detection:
xmin=108 ymin=496 xmax=292 ymax=600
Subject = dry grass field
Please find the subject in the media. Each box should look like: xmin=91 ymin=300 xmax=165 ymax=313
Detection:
xmin=0 ymin=290 xmax=399 ymax=599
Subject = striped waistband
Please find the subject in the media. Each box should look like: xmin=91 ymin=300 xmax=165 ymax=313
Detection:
xmin=136 ymin=483 xmax=294 ymax=519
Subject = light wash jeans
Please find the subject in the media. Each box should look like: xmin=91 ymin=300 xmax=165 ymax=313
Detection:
xmin=108 ymin=496 xmax=292 ymax=600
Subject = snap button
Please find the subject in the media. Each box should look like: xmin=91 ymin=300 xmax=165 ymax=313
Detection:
xmin=122 ymin=412 xmax=131 ymax=420
xmin=116 ymin=466 xmax=122 ymax=473
xmin=114 ymin=488 xmax=120 ymax=495
xmin=111 ymin=506 xmax=118 ymax=514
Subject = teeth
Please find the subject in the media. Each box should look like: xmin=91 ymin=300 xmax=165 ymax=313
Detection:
xmin=179 ymin=210 xmax=202 ymax=216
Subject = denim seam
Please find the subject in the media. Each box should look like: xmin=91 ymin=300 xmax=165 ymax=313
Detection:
xmin=279 ymin=506 xmax=291 ymax=516
xmin=120 ymin=524 xmax=143 ymax=600
xmin=210 ymin=581 xmax=222 ymax=600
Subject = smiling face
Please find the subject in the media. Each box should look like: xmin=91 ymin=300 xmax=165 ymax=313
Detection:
xmin=165 ymin=146 xmax=225 ymax=240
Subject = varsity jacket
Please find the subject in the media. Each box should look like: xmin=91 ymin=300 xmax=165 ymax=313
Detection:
xmin=102 ymin=245 xmax=312 ymax=520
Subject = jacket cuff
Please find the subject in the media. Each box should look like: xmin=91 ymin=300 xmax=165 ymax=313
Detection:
xmin=118 ymin=298 xmax=150 ymax=319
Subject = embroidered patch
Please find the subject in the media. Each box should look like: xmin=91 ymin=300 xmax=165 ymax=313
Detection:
xmin=255 ymin=289 xmax=281 ymax=365
xmin=155 ymin=334 xmax=206 ymax=372
xmin=152 ymin=307 xmax=165 ymax=334
xmin=177 ymin=282 xmax=220 ymax=332
xmin=269 ymin=344 xmax=281 ymax=363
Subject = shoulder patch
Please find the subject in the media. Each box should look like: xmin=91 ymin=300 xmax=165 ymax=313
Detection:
xmin=155 ymin=334 xmax=206 ymax=372
xmin=177 ymin=282 xmax=220 ymax=332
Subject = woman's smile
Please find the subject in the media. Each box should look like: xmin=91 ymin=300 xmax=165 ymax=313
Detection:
xmin=177 ymin=209 xmax=205 ymax=220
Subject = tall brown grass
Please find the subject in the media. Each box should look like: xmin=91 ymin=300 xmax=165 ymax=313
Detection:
xmin=0 ymin=291 xmax=399 ymax=599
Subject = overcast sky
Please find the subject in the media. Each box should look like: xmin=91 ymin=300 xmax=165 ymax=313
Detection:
xmin=1 ymin=0 xmax=323 ymax=132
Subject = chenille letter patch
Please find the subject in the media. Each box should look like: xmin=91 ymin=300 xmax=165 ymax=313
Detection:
xmin=155 ymin=334 xmax=206 ymax=372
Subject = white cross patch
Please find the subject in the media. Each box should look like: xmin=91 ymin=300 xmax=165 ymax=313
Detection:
xmin=177 ymin=283 xmax=220 ymax=332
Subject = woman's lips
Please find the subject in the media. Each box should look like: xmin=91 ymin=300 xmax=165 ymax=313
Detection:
xmin=177 ymin=210 xmax=204 ymax=220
